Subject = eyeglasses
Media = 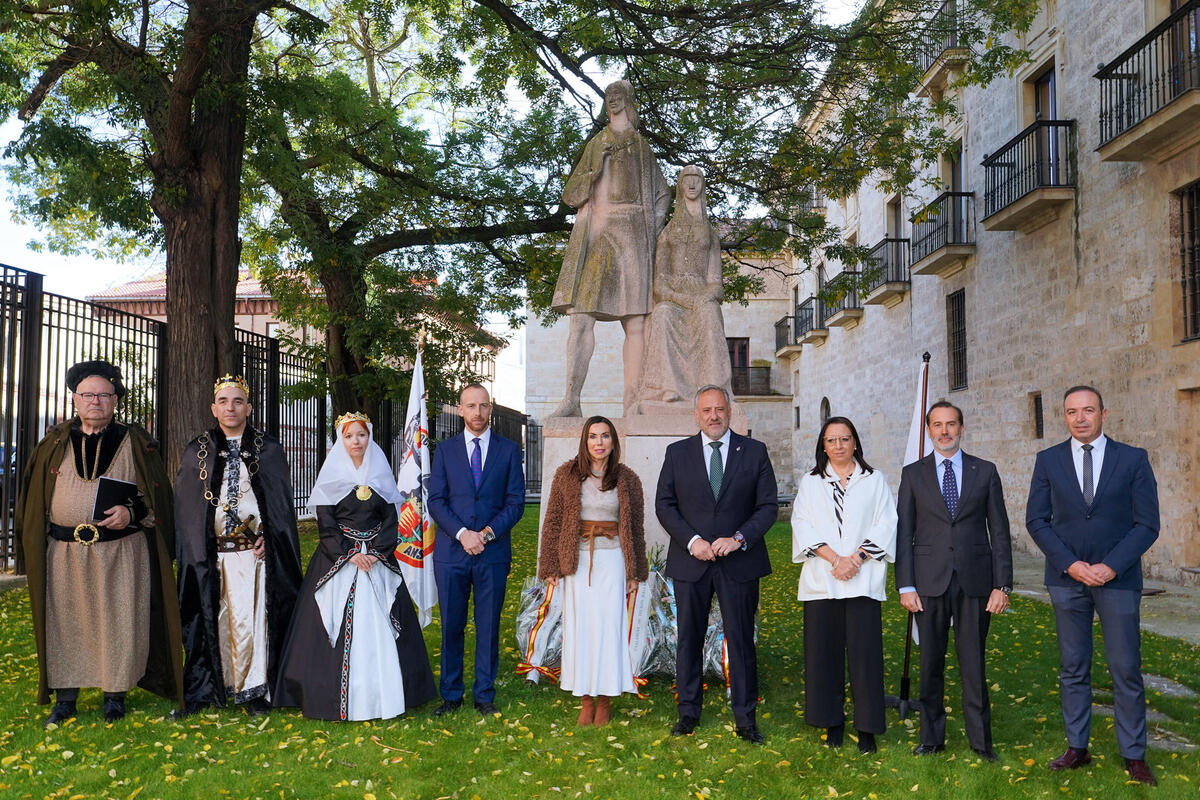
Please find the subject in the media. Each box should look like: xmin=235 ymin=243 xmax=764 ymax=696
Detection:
xmin=75 ymin=392 xmax=117 ymax=401
xmin=824 ymin=436 xmax=853 ymax=445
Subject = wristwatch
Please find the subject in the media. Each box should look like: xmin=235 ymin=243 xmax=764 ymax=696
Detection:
xmin=482 ymin=527 xmax=496 ymax=544
xmin=732 ymin=532 xmax=747 ymax=551
xmin=857 ymin=550 xmax=869 ymax=563
xmin=999 ymin=586 xmax=1012 ymax=595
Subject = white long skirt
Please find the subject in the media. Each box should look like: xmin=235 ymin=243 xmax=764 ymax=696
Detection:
xmin=559 ymin=542 xmax=637 ymax=697
xmin=314 ymin=558 xmax=407 ymax=721
xmin=217 ymin=550 xmax=270 ymax=702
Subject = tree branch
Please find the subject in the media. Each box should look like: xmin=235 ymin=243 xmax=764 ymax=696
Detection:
xmin=362 ymin=212 xmax=569 ymax=261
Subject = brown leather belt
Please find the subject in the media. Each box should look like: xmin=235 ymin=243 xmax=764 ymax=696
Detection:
xmin=580 ymin=520 xmax=619 ymax=584
xmin=48 ymin=522 xmax=140 ymax=546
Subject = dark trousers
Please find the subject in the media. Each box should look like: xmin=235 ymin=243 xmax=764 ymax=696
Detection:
xmin=1047 ymin=583 xmax=1146 ymax=759
xmin=803 ymin=597 xmax=885 ymax=734
xmin=434 ymin=557 xmax=510 ymax=703
xmin=916 ymin=571 xmax=992 ymax=750
xmin=674 ymin=566 xmax=759 ymax=727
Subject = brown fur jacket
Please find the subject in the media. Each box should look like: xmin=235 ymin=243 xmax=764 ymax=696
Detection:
xmin=537 ymin=461 xmax=648 ymax=582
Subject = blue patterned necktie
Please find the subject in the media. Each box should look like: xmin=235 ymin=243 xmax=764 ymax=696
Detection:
xmin=941 ymin=458 xmax=958 ymax=518
xmin=708 ymin=441 xmax=723 ymax=500
xmin=1081 ymin=444 xmax=1094 ymax=506
xmin=470 ymin=437 xmax=483 ymax=488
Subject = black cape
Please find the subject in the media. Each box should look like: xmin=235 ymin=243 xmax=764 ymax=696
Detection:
xmin=174 ymin=426 xmax=304 ymax=708
xmin=273 ymin=489 xmax=436 ymax=720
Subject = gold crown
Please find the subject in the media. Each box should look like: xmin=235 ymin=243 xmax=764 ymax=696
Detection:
xmin=213 ymin=374 xmax=251 ymax=398
xmin=335 ymin=411 xmax=371 ymax=430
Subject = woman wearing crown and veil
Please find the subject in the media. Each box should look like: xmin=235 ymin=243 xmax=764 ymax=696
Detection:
xmin=274 ymin=412 xmax=435 ymax=720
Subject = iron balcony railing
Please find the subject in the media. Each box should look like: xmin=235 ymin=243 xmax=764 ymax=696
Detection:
xmin=796 ymin=296 xmax=825 ymax=336
xmin=1096 ymin=0 xmax=1200 ymax=145
xmin=916 ymin=0 xmax=962 ymax=75
xmin=731 ymin=366 xmax=771 ymax=396
xmin=823 ymin=272 xmax=861 ymax=315
xmin=865 ymin=237 xmax=911 ymax=294
xmin=911 ymin=191 xmax=975 ymax=264
xmin=775 ymin=315 xmax=797 ymax=350
xmin=981 ymin=120 xmax=1076 ymax=219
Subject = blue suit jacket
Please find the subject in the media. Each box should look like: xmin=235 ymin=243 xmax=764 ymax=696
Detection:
xmin=1025 ymin=437 xmax=1159 ymax=591
xmin=655 ymin=431 xmax=778 ymax=583
xmin=428 ymin=431 xmax=526 ymax=566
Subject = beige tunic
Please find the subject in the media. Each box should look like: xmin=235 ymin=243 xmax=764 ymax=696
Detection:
xmin=46 ymin=433 xmax=151 ymax=692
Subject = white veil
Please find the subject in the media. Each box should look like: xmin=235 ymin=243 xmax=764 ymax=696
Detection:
xmin=307 ymin=418 xmax=404 ymax=513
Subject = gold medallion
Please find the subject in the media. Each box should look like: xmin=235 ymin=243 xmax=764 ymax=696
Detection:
xmin=355 ymin=485 xmax=373 ymax=501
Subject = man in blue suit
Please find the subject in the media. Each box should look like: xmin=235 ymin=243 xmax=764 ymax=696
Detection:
xmin=1026 ymin=385 xmax=1159 ymax=786
xmin=656 ymin=385 xmax=778 ymax=743
xmin=428 ymin=384 xmax=525 ymax=716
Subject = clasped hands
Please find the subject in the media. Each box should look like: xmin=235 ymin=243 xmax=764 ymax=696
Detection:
xmin=350 ymin=552 xmax=378 ymax=571
xmin=459 ymin=528 xmax=491 ymax=556
xmin=692 ymin=537 xmax=741 ymax=561
xmin=1067 ymin=560 xmax=1117 ymax=587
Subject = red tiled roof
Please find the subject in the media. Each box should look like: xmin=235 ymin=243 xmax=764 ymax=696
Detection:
xmin=87 ymin=272 xmax=272 ymax=302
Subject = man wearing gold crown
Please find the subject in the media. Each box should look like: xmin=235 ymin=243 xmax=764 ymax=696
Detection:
xmin=17 ymin=359 xmax=182 ymax=726
xmin=172 ymin=375 xmax=303 ymax=716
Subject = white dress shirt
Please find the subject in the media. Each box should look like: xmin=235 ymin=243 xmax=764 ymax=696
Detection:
xmin=1070 ymin=434 xmax=1107 ymax=496
xmin=455 ymin=426 xmax=493 ymax=540
xmin=687 ymin=428 xmax=733 ymax=554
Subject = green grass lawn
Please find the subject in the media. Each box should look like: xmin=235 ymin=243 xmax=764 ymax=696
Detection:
xmin=1 ymin=517 xmax=1198 ymax=799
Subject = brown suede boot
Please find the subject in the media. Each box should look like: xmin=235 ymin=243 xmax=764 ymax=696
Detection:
xmin=593 ymin=696 xmax=611 ymax=726
xmin=577 ymin=696 xmax=594 ymax=726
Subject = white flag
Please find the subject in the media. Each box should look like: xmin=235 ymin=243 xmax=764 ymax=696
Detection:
xmin=903 ymin=358 xmax=935 ymax=466
xmin=394 ymin=350 xmax=438 ymax=627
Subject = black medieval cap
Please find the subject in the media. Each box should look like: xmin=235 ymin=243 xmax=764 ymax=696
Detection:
xmin=66 ymin=359 xmax=127 ymax=398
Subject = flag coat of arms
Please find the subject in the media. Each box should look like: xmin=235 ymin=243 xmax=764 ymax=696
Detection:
xmin=395 ymin=350 xmax=438 ymax=627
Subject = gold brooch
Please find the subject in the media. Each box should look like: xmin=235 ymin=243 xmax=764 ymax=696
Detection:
xmin=356 ymin=485 xmax=373 ymax=501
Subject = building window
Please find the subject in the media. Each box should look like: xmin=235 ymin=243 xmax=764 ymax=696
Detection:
xmin=1182 ymin=180 xmax=1200 ymax=342
xmin=794 ymin=406 xmax=801 ymax=430
xmin=819 ymin=397 xmax=831 ymax=424
xmin=727 ymin=338 xmax=749 ymax=368
xmin=946 ymin=290 xmax=967 ymax=390
xmin=266 ymin=322 xmax=280 ymax=339
xmin=1031 ymin=391 xmax=1044 ymax=438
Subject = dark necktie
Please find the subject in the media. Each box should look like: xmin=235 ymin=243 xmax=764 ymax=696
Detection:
xmin=708 ymin=441 xmax=723 ymax=500
xmin=1082 ymin=443 xmax=1094 ymax=506
xmin=470 ymin=437 xmax=483 ymax=488
xmin=941 ymin=458 xmax=958 ymax=518
xmin=224 ymin=440 xmax=241 ymax=534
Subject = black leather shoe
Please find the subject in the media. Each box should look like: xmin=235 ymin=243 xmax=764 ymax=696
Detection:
xmin=474 ymin=701 xmax=500 ymax=716
xmin=1124 ymin=758 xmax=1157 ymax=786
xmin=857 ymin=732 xmax=877 ymax=754
xmin=973 ymin=748 xmax=999 ymax=762
xmin=671 ymin=715 xmax=699 ymax=736
xmin=1048 ymin=747 xmax=1091 ymax=771
xmin=735 ymin=724 xmax=764 ymax=744
xmin=103 ymin=696 xmax=126 ymax=723
xmin=245 ymin=697 xmax=271 ymax=717
xmin=170 ymin=701 xmax=210 ymax=720
xmin=432 ymin=699 xmax=462 ymax=717
xmin=44 ymin=701 xmax=76 ymax=728
xmin=825 ymin=724 xmax=844 ymax=747
xmin=913 ymin=744 xmax=945 ymax=756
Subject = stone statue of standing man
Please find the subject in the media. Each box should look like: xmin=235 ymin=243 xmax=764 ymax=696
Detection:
xmin=550 ymin=79 xmax=669 ymax=417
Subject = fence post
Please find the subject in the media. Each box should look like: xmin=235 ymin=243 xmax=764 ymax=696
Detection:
xmin=266 ymin=336 xmax=281 ymax=438
xmin=155 ymin=322 xmax=170 ymax=454
xmin=13 ymin=272 xmax=44 ymax=573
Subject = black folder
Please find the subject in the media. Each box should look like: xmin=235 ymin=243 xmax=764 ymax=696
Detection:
xmin=92 ymin=477 xmax=138 ymax=521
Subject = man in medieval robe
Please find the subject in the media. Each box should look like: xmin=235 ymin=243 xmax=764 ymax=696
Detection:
xmin=17 ymin=359 xmax=183 ymax=726
xmin=551 ymin=78 xmax=669 ymax=416
xmin=173 ymin=375 xmax=303 ymax=716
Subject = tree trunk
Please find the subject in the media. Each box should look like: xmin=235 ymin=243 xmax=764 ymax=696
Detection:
xmin=155 ymin=21 xmax=253 ymax=471
xmin=320 ymin=259 xmax=374 ymax=421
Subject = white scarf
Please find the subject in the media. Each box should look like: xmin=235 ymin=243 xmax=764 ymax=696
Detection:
xmin=306 ymin=419 xmax=404 ymax=513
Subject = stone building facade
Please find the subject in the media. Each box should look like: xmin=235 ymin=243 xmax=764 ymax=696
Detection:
xmin=780 ymin=0 xmax=1200 ymax=582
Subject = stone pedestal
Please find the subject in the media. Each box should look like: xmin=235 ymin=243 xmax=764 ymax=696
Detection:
xmin=534 ymin=407 xmax=750 ymax=559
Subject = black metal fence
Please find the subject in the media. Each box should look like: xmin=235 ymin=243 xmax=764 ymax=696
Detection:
xmin=981 ymin=120 xmax=1076 ymax=219
xmin=774 ymin=315 xmax=797 ymax=351
xmin=796 ymin=296 xmax=825 ymax=336
xmin=865 ymin=237 xmax=911 ymax=293
xmin=916 ymin=0 xmax=962 ymax=75
xmin=1096 ymin=0 xmax=1200 ymax=146
xmin=823 ymin=272 xmax=861 ymax=315
xmin=912 ymin=191 xmax=975 ymax=264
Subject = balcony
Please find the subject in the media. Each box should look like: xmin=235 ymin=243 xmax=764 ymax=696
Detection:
xmin=823 ymin=272 xmax=863 ymax=328
xmin=774 ymin=315 xmax=803 ymax=358
xmin=981 ymin=120 xmax=1076 ymax=233
xmin=1096 ymin=1 xmax=1200 ymax=162
xmin=864 ymin=238 xmax=911 ymax=306
xmin=731 ymin=366 xmax=772 ymax=396
xmin=795 ymin=296 xmax=828 ymax=344
xmin=911 ymin=191 xmax=976 ymax=277
xmin=914 ymin=0 xmax=969 ymax=98
xmin=801 ymin=185 xmax=827 ymax=215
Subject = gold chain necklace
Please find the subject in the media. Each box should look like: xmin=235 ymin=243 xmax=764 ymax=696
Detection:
xmin=198 ymin=430 xmax=264 ymax=509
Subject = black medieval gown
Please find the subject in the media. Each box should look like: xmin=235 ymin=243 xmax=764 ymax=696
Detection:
xmin=274 ymin=489 xmax=435 ymax=720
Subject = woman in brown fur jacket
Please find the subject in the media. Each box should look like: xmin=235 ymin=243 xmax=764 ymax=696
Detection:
xmin=538 ymin=415 xmax=648 ymax=726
